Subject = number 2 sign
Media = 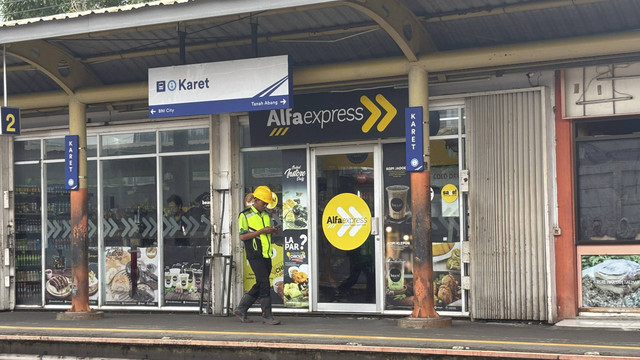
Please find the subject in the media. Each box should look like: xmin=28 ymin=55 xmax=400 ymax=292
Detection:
xmin=1 ymin=107 xmax=20 ymax=135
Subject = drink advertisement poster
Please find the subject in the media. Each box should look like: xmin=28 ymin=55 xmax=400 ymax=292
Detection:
xmin=163 ymin=244 xmax=208 ymax=306
xmin=281 ymin=149 xmax=309 ymax=308
xmin=581 ymin=255 xmax=640 ymax=309
xmin=382 ymin=143 xmax=462 ymax=312
xmin=382 ymin=143 xmax=413 ymax=309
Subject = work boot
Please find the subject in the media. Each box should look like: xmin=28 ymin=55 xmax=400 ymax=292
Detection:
xmin=260 ymin=297 xmax=280 ymax=325
xmin=233 ymin=293 xmax=257 ymax=323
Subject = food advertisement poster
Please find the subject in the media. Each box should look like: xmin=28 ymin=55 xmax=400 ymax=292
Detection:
xmin=282 ymin=149 xmax=308 ymax=231
xmin=581 ymin=255 xmax=640 ymax=309
xmin=104 ymin=246 xmax=159 ymax=306
xmin=280 ymin=149 xmax=309 ymax=307
xmin=243 ymin=243 xmax=285 ymax=305
xmin=282 ymin=230 xmax=309 ymax=308
xmin=163 ymin=244 xmax=208 ymax=306
xmin=45 ymin=248 xmax=98 ymax=305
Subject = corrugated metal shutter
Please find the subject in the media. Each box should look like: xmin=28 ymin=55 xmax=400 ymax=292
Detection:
xmin=466 ymin=89 xmax=552 ymax=321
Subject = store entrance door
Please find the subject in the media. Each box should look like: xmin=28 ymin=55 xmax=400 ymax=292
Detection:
xmin=311 ymin=145 xmax=382 ymax=313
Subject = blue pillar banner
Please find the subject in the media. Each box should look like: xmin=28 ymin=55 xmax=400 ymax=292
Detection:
xmin=65 ymin=135 xmax=79 ymax=190
xmin=405 ymin=106 xmax=423 ymax=172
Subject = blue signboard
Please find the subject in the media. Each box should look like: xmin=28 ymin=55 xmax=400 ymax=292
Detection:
xmin=0 ymin=107 xmax=20 ymax=135
xmin=65 ymin=135 xmax=79 ymax=190
xmin=148 ymin=55 xmax=292 ymax=118
xmin=405 ymin=106 xmax=423 ymax=172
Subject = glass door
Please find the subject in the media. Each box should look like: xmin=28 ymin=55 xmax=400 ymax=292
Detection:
xmin=311 ymin=144 xmax=382 ymax=312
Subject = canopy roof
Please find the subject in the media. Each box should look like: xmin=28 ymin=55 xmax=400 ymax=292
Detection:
xmin=2 ymin=0 xmax=639 ymax=117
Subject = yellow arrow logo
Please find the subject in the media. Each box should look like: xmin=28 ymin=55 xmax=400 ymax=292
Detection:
xmin=360 ymin=94 xmax=397 ymax=133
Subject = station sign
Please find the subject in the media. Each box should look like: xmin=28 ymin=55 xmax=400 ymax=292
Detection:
xmin=148 ymin=55 xmax=292 ymax=118
xmin=1 ymin=107 xmax=20 ymax=135
xmin=65 ymin=135 xmax=79 ymax=190
xmin=405 ymin=106 xmax=423 ymax=172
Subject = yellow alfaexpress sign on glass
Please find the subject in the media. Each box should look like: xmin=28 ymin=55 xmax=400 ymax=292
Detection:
xmin=322 ymin=193 xmax=371 ymax=251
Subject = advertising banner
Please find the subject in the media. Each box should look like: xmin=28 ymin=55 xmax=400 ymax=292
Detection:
xmin=281 ymin=149 xmax=309 ymax=308
xmin=249 ymin=88 xmax=408 ymax=146
xmin=45 ymin=247 xmax=98 ymax=306
xmin=582 ymin=255 xmax=640 ymax=308
xmin=382 ymin=143 xmax=462 ymax=312
xmin=149 ymin=55 xmax=292 ymax=118
xmin=104 ymin=246 xmax=159 ymax=306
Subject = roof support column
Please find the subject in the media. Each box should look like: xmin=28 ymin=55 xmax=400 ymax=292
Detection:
xmin=399 ymin=64 xmax=451 ymax=328
xmin=59 ymin=98 xmax=103 ymax=319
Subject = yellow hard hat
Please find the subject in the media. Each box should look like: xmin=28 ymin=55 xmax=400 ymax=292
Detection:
xmin=253 ymin=186 xmax=278 ymax=209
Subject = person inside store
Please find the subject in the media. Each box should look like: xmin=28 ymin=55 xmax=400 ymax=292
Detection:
xmin=335 ymin=239 xmax=374 ymax=303
xmin=166 ymin=194 xmax=189 ymax=246
xmin=233 ymin=186 xmax=281 ymax=325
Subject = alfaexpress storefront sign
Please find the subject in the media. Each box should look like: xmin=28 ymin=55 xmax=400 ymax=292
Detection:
xmin=249 ymin=88 xmax=407 ymax=146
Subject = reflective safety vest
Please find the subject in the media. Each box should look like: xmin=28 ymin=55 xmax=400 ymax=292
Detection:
xmin=238 ymin=206 xmax=272 ymax=259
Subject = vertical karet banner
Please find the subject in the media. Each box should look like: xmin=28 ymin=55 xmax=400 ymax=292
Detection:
xmin=281 ymin=149 xmax=309 ymax=307
xmin=64 ymin=135 xmax=79 ymax=190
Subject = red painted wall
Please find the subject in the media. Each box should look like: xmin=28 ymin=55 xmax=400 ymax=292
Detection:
xmin=554 ymin=70 xmax=578 ymax=320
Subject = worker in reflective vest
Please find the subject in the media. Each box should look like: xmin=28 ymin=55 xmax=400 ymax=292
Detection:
xmin=233 ymin=185 xmax=280 ymax=325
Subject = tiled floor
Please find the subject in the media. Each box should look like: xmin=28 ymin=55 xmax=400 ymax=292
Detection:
xmin=556 ymin=317 xmax=640 ymax=330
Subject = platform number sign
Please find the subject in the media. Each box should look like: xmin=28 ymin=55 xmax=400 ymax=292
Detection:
xmin=1 ymin=107 xmax=20 ymax=135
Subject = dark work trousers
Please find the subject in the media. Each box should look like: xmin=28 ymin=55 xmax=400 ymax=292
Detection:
xmin=247 ymin=257 xmax=273 ymax=299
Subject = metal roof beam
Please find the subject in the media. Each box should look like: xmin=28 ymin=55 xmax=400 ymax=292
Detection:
xmin=342 ymin=0 xmax=436 ymax=61
xmin=0 ymin=0 xmax=342 ymax=44
xmin=7 ymin=40 xmax=102 ymax=95
xmin=10 ymin=29 xmax=640 ymax=110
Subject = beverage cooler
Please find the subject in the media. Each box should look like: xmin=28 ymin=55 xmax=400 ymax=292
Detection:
xmin=14 ymin=185 xmax=42 ymax=305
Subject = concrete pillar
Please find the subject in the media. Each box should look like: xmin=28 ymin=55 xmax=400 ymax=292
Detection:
xmin=209 ymin=113 xmax=235 ymax=315
xmin=399 ymin=64 xmax=450 ymax=328
xmin=0 ymin=135 xmax=13 ymax=310
xmin=59 ymin=98 xmax=101 ymax=319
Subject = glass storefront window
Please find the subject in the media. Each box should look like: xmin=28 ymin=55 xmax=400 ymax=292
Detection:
xmin=160 ymin=128 xmax=209 ymax=152
xmin=14 ymin=140 xmax=40 ymax=162
xmin=435 ymin=108 xmax=459 ymax=136
xmin=161 ymin=154 xmax=210 ymax=306
xmin=101 ymin=132 xmax=156 ymax=156
xmin=241 ymin=150 xmax=287 ymax=307
xmin=87 ymin=136 xmax=97 ymax=158
xmin=102 ymin=157 xmax=158 ymax=306
xmin=43 ymin=161 xmax=98 ymax=306
xmin=44 ymin=138 xmax=65 ymax=160
xmin=14 ymin=125 xmax=210 ymax=310
xmin=577 ymin=136 xmax=640 ymax=243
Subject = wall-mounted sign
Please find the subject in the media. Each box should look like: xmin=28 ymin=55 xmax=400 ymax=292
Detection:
xmin=148 ymin=55 xmax=292 ymax=118
xmin=249 ymin=88 xmax=407 ymax=146
xmin=322 ymin=193 xmax=371 ymax=251
xmin=405 ymin=106 xmax=423 ymax=172
xmin=64 ymin=135 xmax=79 ymax=190
xmin=0 ymin=107 xmax=20 ymax=135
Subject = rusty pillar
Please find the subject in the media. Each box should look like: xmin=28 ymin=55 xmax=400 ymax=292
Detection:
xmin=408 ymin=65 xmax=438 ymax=318
xmin=68 ymin=97 xmax=90 ymax=313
